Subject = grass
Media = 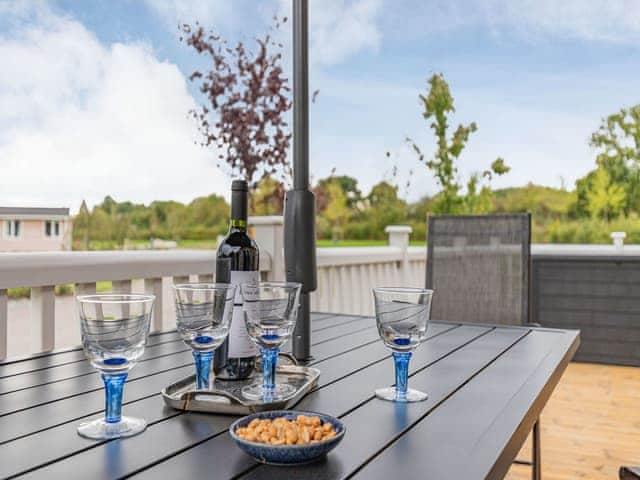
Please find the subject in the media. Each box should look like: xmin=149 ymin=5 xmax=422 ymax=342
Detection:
xmin=177 ymin=238 xmax=425 ymax=248
xmin=316 ymin=239 xmax=425 ymax=247
xmin=82 ymin=238 xmax=426 ymax=251
xmin=177 ymin=239 xmax=219 ymax=249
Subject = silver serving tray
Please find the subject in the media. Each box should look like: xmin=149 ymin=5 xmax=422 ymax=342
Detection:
xmin=161 ymin=358 xmax=320 ymax=415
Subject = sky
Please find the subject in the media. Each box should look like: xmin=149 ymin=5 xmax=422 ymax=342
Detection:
xmin=1 ymin=0 xmax=639 ymax=212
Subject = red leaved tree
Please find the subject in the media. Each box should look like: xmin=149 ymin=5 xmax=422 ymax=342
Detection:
xmin=180 ymin=19 xmax=292 ymax=186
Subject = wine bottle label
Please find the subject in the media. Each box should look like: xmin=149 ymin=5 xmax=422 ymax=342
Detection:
xmin=228 ymin=270 xmax=259 ymax=358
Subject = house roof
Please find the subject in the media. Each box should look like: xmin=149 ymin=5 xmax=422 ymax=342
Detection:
xmin=0 ymin=207 xmax=70 ymax=218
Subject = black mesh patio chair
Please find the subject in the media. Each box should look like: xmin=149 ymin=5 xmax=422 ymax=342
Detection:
xmin=426 ymin=213 xmax=540 ymax=480
xmin=426 ymin=213 xmax=532 ymax=326
xmin=621 ymin=466 xmax=640 ymax=479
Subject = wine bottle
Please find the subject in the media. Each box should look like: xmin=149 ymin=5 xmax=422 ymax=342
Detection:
xmin=214 ymin=179 xmax=259 ymax=380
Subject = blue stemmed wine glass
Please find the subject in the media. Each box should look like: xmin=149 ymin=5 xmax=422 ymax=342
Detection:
xmin=240 ymin=282 xmax=302 ymax=402
xmin=76 ymin=294 xmax=155 ymax=439
xmin=373 ymin=287 xmax=434 ymax=403
xmin=173 ymin=283 xmax=235 ymax=390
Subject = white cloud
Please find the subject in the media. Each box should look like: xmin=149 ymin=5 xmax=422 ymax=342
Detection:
xmin=146 ymin=0 xmax=385 ymax=69
xmin=0 ymin=5 xmax=228 ymax=211
xmin=489 ymin=0 xmax=640 ymax=44
xmin=404 ymin=0 xmax=640 ymax=45
xmin=308 ymin=0 xmax=383 ymax=66
xmin=142 ymin=0 xmax=234 ymax=29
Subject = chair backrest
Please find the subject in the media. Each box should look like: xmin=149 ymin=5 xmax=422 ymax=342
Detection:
xmin=426 ymin=213 xmax=531 ymax=326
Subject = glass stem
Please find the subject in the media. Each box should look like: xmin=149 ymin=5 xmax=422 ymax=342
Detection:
xmin=103 ymin=372 xmax=128 ymax=424
xmin=193 ymin=351 xmax=214 ymax=390
xmin=261 ymin=347 xmax=279 ymax=395
xmin=393 ymin=351 xmax=412 ymax=400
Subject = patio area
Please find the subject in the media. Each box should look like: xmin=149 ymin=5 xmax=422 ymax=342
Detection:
xmin=508 ymin=361 xmax=640 ymax=480
xmin=3 ymin=0 xmax=640 ymax=478
xmin=1 ymin=218 xmax=639 ymax=478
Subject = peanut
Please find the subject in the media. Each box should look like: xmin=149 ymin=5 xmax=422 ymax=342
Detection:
xmin=236 ymin=415 xmax=337 ymax=446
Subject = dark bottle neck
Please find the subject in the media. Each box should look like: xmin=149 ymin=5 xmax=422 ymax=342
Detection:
xmin=229 ymin=187 xmax=248 ymax=233
xmin=229 ymin=219 xmax=247 ymax=233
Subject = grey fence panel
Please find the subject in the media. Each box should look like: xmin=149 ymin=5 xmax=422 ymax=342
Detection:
xmin=532 ymin=257 xmax=640 ymax=366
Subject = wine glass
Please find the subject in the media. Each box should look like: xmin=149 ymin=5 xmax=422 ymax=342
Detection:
xmin=76 ymin=294 xmax=155 ymax=439
xmin=173 ymin=283 xmax=236 ymax=390
xmin=240 ymin=281 xmax=302 ymax=401
xmin=373 ymin=287 xmax=434 ymax=402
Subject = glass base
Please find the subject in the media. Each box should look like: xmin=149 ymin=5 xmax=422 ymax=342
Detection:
xmin=241 ymin=382 xmax=296 ymax=401
xmin=375 ymin=387 xmax=428 ymax=403
xmin=77 ymin=416 xmax=147 ymax=440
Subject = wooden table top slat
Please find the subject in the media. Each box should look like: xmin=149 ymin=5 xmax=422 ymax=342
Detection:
xmin=0 ymin=313 xmax=579 ymax=480
xmin=0 ymin=315 xmax=428 ymax=478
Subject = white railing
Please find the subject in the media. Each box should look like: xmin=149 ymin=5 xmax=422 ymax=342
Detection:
xmin=312 ymin=246 xmax=426 ymax=316
xmin=0 ymin=217 xmax=423 ymax=359
xmin=0 ymin=248 xmax=272 ymax=359
xmin=6 ymin=215 xmax=640 ymax=360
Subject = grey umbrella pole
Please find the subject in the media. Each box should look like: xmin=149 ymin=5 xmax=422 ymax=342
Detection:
xmin=285 ymin=0 xmax=317 ymax=362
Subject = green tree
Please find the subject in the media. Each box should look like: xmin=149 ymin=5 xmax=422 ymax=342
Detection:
xmin=586 ymin=167 xmax=627 ymax=220
xmin=316 ymin=175 xmax=363 ymax=210
xmin=492 ymin=183 xmax=574 ymax=218
xmin=367 ymin=181 xmax=408 ymax=235
xmin=252 ymin=174 xmax=285 ymax=215
xmin=588 ymin=104 xmax=640 ymax=214
xmin=75 ymin=200 xmax=90 ymax=249
xmin=88 ymin=207 xmax=111 ymax=242
xmin=409 ymin=73 xmax=509 ymax=213
xmin=315 ymin=177 xmax=351 ymax=241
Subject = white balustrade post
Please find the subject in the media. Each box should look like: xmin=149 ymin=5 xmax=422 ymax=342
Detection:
xmin=611 ymin=231 xmax=626 ymax=252
xmin=112 ymin=280 xmax=133 ymax=321
xmin=112 ymin=280 xmax=132 ymax=294
xmin=144 ymin=278 xmax=165 ymax=332
xmin=249 ymin=216 xmax=284 ymax=281
xmin=75 ymin=283 xmax=96 ymax=296
xmin=0 ymin=289 xmax=7 ymax=359
xmin=173 ymin=275 xmax=190 ymax=285
xmin=31 ymin=286 xmax=56 ymax=352
xmin=385 ymin=225 xmax=412 ymax=286
xmin=198 ymin=274 xmax=214 ymax=283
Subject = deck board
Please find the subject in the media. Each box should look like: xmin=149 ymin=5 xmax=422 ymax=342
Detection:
xmin=506 ymin=362 xmax=640 ymax=480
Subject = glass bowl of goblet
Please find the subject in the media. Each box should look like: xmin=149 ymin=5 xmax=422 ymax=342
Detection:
xmin=240 ymin=282 xmax=302 ymax=402
xmin=173 ymin=283 xmax=236 ymax=390
xmin=76 ymin=294 xmax=155 ymax=439
xmin=373 ymin=287 xmax=433 ymax=403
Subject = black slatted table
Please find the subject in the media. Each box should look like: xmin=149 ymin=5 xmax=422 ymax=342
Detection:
xmin=0 ymin=313 xmax=579 ymax=480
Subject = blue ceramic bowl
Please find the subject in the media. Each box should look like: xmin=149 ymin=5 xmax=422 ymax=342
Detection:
xmin=229 ymin=410 xmax=345 ymax=465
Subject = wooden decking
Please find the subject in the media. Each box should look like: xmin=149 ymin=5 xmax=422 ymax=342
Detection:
xmin=507 ymin=362 xmax=640 ymax=480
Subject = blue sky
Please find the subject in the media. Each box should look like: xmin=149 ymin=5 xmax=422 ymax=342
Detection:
xmin=1 ymin=0 xmax=639 ymax=210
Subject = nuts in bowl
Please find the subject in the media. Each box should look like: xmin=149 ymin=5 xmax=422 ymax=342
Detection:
xmin=230 ymin=410 xmax=345 ymax=465
xmin=235 ymin=414 xmax=337 ymax=446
